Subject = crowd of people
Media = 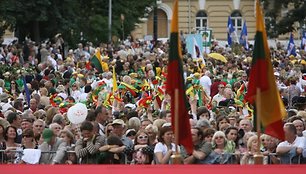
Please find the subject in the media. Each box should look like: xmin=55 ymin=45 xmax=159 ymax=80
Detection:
xmin=0 ymin=34 xmax=306 ymax=165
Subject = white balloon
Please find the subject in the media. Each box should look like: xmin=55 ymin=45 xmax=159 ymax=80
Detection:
xmin=67 ymin=103 xmax=88 ymax=124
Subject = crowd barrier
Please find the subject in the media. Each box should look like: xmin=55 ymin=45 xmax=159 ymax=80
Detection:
xmin=0 ymin=150 xmax=303 ymax=164
xmin=3 ymin=165 xmax=306 ymax=174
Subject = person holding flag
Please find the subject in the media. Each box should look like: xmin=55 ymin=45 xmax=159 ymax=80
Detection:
xmin=239 ymin=21 xmax=249 ymax=50
xmin=287 ymin=33 xmax=297 ymax=57
xmin=227 ymin=16 xmax=235 ymax=46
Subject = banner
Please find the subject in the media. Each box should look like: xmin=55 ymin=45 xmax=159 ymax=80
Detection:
xmin=186 ymin=34 xmax=203 ymax=58
xmin=199 ymin=29 xmax=212 ymax=47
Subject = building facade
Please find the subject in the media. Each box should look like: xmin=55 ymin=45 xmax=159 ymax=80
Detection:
xmin=133 ymin=0 xmax=256 ymax=41
xmin=132 ymin=0 xmax=302 ymax=42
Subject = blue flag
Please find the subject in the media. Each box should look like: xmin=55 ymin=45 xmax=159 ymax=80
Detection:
xmin=227 ymin=16 xmax=235 ymax=46
xmin=239 ymin=21 xmax=248 ymax=50
xmin=287 ymin=33 xmax=296 ymax=57
xmin=301 ymin=30 xmax=306 ymax=51
xmin=22 ymin=76 xmax=31 ymax=107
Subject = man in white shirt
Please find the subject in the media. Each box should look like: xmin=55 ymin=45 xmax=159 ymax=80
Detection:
xmin=276 ymin=123 xmax=305 ymax=163
xmin=211 ymin=84 xmax=225 ymax=107
xmin=200 ymin=71 xmax=212 ymax=96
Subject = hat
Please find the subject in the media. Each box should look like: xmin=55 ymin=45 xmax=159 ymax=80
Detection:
xmin=22 ymin=117 xmax=34 ymax=123
xmin=193 ymin=73 xmax=200 ymax=79
xmin=0 ymin=93 xmax=9 ymax=102
xmin=56 ymin=85 xmax=66 ymax=93
xmin=42 ymin=128 xmax=54 ymax=143
xmin=289 ymin=55 xmax=295 ymax=59
xmin=274 ymin=72 xmax=280 ymax=76
xmin=125 ymin=129 xmax=136 ymax=137
xmin=112 ymin=119 xmax=125 ymax=126
xmin=129 ymin=73 xmax=138 ymax=78
xmin=3 ymin=72 xmax=10 ymax=77
xmin=215 ymin=75 xmax=223 ymax=80
xmin=102 ymin=56 xmax=109 ymax=60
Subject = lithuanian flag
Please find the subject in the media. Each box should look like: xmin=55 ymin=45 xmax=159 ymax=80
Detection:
xmin=166 ymin=0 xmax=193 ymax=153
xmin=90 ymin=49 xmax=103 ymax=73
xmin=245 ymin=0 xmax=285 ymax=140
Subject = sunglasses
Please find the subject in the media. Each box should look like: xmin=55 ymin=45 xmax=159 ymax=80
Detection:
xmin=215 ymin=136 xmax=224 ymax=139
xmin=11 ymin=83 xmax=16 ymax=84
xmin=23 ymin=135 xmax=32 ymax=138
xmin=138 ymin=136 xmax=148 ymax=139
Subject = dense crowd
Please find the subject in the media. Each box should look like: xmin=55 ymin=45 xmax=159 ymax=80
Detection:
xmin=0 ymin=35 xmax=306 ymax=165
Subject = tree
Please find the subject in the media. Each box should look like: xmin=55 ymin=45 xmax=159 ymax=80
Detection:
xmin=262 ymin=0 xmax=306 ymax=36
xmin=0 ymin=0 xmax=155 ymax=46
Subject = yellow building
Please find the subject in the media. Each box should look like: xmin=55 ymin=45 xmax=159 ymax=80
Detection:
xmin=132 ymin=0 xmax=302 ymax=42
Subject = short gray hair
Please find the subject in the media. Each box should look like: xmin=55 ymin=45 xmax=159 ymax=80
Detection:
xmin=196 ymin=119 xmax=210 ymax=129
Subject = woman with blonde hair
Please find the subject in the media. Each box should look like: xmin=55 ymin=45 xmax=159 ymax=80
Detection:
xmin=45 ymin=107 xmax=59 ymax=126
xmin=59 ymin=129 xmax=75 ymax=147
xmin=153 ymin=119 xmax=166 ymax=131
xmin=39 ymin=87 xmax=50 ymax=107
xmin=145 ymin=124 xmax=158 ymax=146
xmin=240 ymin=135 xmax=268 ymax=165
xmin=211 ymin=131 xmax=236 ymax=164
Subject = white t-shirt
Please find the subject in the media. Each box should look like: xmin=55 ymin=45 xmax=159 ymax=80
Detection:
xmin=200 ymin=75 xmax=212 ymax=96
xmin=78 ymin=92 xmax=88 ymax=103
xmin=212 ymin=93 xmax=225 ymax=106
xmin=154 ymin=142 xmax=178 ymax=156
xmin=277 ymin=136 xmax=305 ymax=149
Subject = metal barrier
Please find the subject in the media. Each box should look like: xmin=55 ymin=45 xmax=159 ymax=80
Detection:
xmin=0 ymin=150 xmax=303 ymax=164
xmin=220 ymin=153 xmax=303 ymax=164
xmin=0 ymin=150 xmax=127 ymax=164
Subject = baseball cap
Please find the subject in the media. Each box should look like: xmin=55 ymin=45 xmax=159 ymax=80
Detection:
xmin=42 ymin=128 xmax=54 ymax=143
xmin=112 ymin=119 xmax=125 ymax=126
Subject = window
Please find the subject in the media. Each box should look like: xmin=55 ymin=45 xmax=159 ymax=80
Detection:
xmin=231 ymin=11 xmax=243 ymax=33
xmin=195 ymin=11 xmax=208 ymax=32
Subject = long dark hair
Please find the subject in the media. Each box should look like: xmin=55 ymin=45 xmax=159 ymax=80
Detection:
xmin=4 ymin=126 xmax=18 ymax=142
xmin=0 ymin=124 xmax=5 ymax=138
xmin=225 ymin=126 xmax=239 ymax=147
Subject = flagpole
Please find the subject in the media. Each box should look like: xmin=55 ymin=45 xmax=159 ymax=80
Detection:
xmin=171 ymin=88 xmax=182 ymax=164
xmin=254 ymin=88 xmax=263 ymax=164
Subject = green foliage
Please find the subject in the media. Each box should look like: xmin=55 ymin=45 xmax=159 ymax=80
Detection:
xmin=0 ymin=0 xmax=155 ymax=46
xmin=276 ymin=2 xmax=306 ymax=35
xmin=262 ymin=0 xmax=306 ymax=36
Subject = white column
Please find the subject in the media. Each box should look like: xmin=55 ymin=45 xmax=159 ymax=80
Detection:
xmin=198 ymin=0 xmax=206 ymax=10
xmin=233 ymin=0 xmax=241 ymax=10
